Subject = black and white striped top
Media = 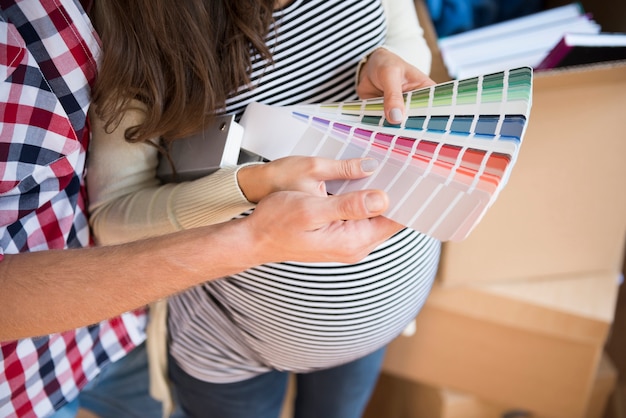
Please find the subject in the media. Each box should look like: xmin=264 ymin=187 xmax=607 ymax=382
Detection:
xmin=167 ymin=0 xmax=441 ymax=383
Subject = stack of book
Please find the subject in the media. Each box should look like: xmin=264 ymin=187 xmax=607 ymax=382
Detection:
xmin=438 ymin=2 xmax=626 ymax=78
xmin=535 ymin=32 xmax=626 ymax=70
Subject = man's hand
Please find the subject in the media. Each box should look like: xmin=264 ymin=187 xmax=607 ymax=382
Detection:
xmin=245 ymin=189 xmax=404 ymax=265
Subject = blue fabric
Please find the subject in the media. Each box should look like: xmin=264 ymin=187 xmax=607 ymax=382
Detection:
xmin=49 ymin=399 xmax=79 ymax=418
xmin=51 ymin=342 xmax=162 ymax=418
xmin=168 ymin=347 xmax=387 ymax=418
xmin=425 ymin=0 xmax=544 ymax=37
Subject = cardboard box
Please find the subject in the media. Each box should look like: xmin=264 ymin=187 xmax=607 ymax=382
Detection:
xmin=605 ymin=383 xmax=626 ymax=418
xmin=364 ymin=374 xmax=517 ymax=418
xmin=437 ymin=62 xmax=626 ymax=285
xmin=366 ymin=353 xmax=616 ymax=418
xmin=606 ymin=248 xmax=626 ymax=382
xmin=415 ymin=0 xmax=626 ymax=286
xmin=585 ymin=354 xmax=619 ymax=418
xmin=381 ymin=272 xmax=620 ymax=418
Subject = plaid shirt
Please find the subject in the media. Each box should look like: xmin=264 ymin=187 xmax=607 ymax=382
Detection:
xmin=0 ymin=1 xmax=146 ymax=417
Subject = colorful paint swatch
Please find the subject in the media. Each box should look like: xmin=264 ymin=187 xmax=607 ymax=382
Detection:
xmin=239 ymin=67 xmax=533 ymax=241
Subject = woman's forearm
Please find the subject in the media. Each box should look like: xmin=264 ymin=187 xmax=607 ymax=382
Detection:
xmin=0 ymin=221 xmax=249 ymax=341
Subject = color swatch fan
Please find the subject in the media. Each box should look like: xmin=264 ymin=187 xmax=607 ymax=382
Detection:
xmin=240 ymin=67 xmax=533 ymax=241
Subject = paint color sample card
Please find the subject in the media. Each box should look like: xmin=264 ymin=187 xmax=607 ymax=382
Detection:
xmin=239 ymin=67 xmax=533 ymax=241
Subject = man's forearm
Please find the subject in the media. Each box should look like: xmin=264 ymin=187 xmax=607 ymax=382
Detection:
xmin=0 ymin=220 xmax=254 ymax=341
xmin=0 ymin=188 xmax=396 ymax=341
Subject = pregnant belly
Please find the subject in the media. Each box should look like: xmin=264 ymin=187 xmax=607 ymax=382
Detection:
xmin=168 ymin=229 xmax=440 ymax=381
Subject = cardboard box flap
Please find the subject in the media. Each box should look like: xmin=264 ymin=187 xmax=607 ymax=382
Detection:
xmin=427 ymin=272 xmax=620 ymax=344
xmin=478 ymin=272 xmax=620 ymax=323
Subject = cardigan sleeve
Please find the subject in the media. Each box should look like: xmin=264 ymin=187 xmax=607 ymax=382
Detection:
xmin=87 ymin=104 xmax=256 ymax=246
xmin=380 ymin=0 xmax=432 ymax=74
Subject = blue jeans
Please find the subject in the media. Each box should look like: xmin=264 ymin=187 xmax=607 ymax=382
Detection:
xmin=51 ymin=342 xmax=162 ymax=418
xmin=168 ymin=346 xmax=386 ymax=418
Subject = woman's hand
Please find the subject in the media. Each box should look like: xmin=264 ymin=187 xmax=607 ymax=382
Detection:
xmin=356 ymin=47 xmax=436 ymax=124
xmin=237 ymin=156 xmax=380 ymax=203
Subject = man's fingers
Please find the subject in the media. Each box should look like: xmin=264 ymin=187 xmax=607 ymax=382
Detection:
xmin=325 ymin=190 xmax=389 ymax=222
xmin=300 ymin=189 xmax=390 ymax=229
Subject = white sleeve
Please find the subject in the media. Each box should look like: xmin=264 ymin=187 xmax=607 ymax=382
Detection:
xmin=87 ymin=104 xmax=255 ymax=246
xmin=357 ymin=0 xmax=433 ymax=78
xmin=381 ymin=0 xmax=432 ymax=74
